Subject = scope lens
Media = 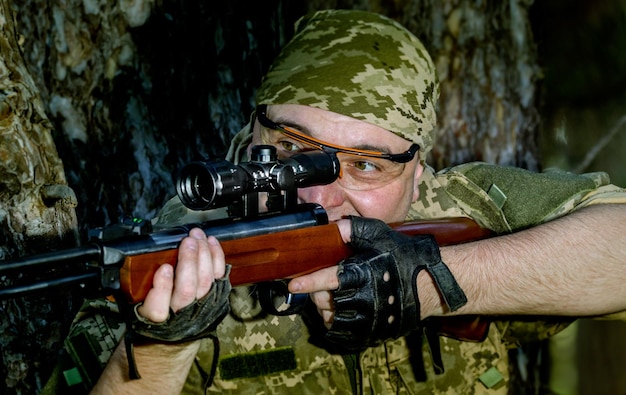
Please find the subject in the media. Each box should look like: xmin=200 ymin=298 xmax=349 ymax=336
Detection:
xmin=176 ymin=160 xmax=252 ymax=210
xmin=176 ymin=162 xmax=218 ymax=210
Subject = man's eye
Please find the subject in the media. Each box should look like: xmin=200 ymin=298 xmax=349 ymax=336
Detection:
xmin=350 ymin=160 xmax=380 ymax=172
xmin=278 ymin=140 xmax=301 ymax=152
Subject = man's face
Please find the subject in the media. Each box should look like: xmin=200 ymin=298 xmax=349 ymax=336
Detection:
xmin=251 ymin=104 xmax=423 ymax=223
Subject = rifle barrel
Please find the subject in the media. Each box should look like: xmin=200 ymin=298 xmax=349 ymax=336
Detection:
xmin=0 ymin=269 xmax=101 ymax=299
xmin=0 ymin=245 xmax=102 ymax=273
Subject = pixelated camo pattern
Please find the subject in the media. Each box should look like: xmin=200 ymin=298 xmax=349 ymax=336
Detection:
xmin=45 ymin=298 xmax=127 ymax=392
xmin=144 ymin=123 xmax=626 ymax=394
xmin=408 ymin=163 xmax=623 ymax=234
xmin=185 ymin=291 xmax=513 ymax=395
xmin=255 ymin=9 xmax=439 ymax=156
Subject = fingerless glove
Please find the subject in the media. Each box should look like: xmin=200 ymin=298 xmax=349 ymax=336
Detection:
xmin=121 ymin=266 xmax=232 ymax=379
xmin=130 ymin=265 xmax=232 ymax=342
xmin=326 ymin=217 xmax=466 ymax=350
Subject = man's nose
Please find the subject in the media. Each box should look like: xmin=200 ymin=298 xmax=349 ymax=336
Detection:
xmin=297 ymin=182 xmax=346 ymax=209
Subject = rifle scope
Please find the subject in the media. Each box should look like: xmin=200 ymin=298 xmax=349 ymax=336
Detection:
xmin=176 ymin=145 xmax=340 ymax=210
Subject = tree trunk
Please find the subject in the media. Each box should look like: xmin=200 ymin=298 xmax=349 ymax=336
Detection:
xmin=0 ymin=0 xmax=80 ymax=393
xmin=3 ymin=0 xmax=542 ymax=393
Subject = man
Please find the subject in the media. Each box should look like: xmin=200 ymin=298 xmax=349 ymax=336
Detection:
xmin=43 ymin=9 xmax=626 ymax=394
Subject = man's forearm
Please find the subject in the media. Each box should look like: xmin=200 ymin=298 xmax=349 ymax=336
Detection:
xmin=419 ymin=204 xmax=626 ymax=319
xmin=90 ymin=339 xmax=200 ymax=394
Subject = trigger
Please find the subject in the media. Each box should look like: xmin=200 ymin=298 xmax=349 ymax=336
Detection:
xmin=257 ymin=281 xmax=308 ymax=316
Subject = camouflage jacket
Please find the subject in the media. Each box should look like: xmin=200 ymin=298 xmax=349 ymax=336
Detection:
xmin=42 ymin=126 xmax=626 ymax=394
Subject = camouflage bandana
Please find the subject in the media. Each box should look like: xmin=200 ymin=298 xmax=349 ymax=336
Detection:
xmin=255 ymin=9 xmax=440 ymax=156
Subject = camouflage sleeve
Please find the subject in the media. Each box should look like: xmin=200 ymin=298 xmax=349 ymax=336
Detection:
xmin=438 ymin=162 xmax=617 ymax=233
xmin=41 ymin=298 xmax=126 ymax=394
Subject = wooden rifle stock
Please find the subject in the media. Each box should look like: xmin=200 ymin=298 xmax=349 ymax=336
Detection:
xmin=120 ymin=217 xmax=493 ymax=342
xmin=120 ymin=223 xmax=352 ymax=301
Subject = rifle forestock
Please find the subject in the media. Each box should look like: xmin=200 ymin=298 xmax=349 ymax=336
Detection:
xmin=121 ymin=215 xmax=493 ymax=342
xmin=121 ymin=216 xmax=493 ymax=302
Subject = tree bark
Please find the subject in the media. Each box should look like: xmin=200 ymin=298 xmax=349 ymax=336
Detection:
xmin=0 ymin=0 xmax=80 ymax=393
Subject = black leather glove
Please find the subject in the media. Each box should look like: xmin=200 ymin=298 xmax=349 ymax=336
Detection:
xmin=130 ymin=265 xmax=232 ymax=342
xmin=326 ymin=217 xmax=466 ymax=350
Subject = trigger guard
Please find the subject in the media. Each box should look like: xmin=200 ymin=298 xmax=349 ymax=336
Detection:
xmin=257 ymin=281 xmax=308 ymax=316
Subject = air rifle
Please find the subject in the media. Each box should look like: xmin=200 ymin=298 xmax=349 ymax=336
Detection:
xmin=0 ymin=146 xmax=492 ymax=342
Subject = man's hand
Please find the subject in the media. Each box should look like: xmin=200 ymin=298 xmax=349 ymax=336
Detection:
xmin=138 ymin=228 xmax=227 ymax=321
xmin=290 ymin=217 xmax=466 ymax=350
xmin=132 ymin=227 xmax=231 ymax=342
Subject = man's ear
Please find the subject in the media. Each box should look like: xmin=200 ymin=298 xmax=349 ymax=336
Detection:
xmin=412 ymin=161 xmax=425 ymax=202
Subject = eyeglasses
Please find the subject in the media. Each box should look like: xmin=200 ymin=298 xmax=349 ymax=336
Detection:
xmin=256 ymin=104 xmax=419 ymax=191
